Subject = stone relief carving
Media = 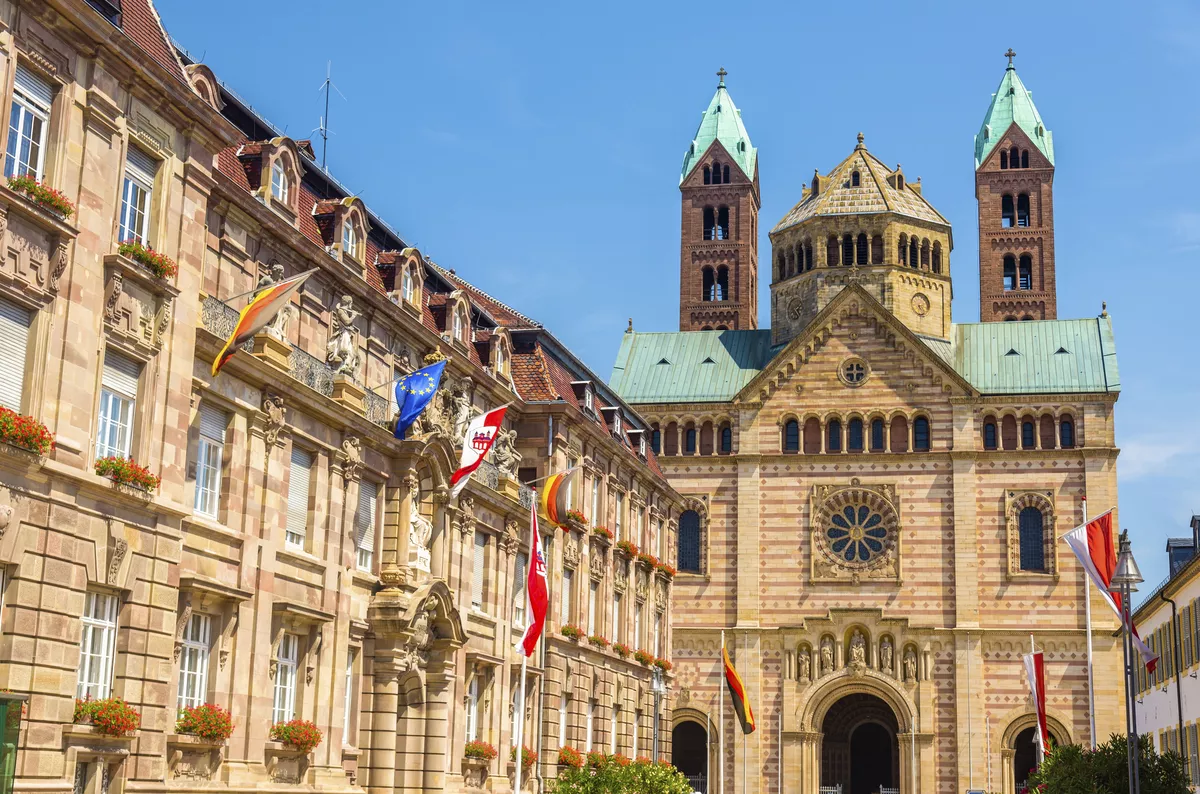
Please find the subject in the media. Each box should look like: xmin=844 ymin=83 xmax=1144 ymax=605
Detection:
xmin=820 ymin=637 xmax=834 ymax=675
xmin=262 ymin=392 xmax=286 ymax=448
xmin=798 ymin=652 xmax=811 ymax=683
xmin=849 ymin=630 xmax=867 ymax=674
xmin=654 ymin=580 xmax=668 ymax=611
xmin=103 ymin=271 xmax=123 ymax=323
xmin=563 ymin=536 xmax=580 ymax=569
xmin=635 ymin=569 xmax=649 ymax=603
xmin=903 ymin=648 xmax=918 ymax=682
xmin=399 ymin=598 xmax=438 ymax=672
xmin=49 ymin=238 xmax=68 ymax=293
xmin=340 ymin=436 xmax=363 ymax=485
xmin=588 ymin=551 xmax=604 ymax=581
xmin=107 ymin=539 xmax=127 ymax=585
xmin=880 ymin=637 xmax=893 ymax=675
xmin=613 ymin=561 xmax=628 ymax=593
xmin=492 ymin=428 xmax=521 ymax=479
xmin=500 ymin=519 xmax=520 ymax=554
xmin=325 ymin=294 xmax=361 ymax=377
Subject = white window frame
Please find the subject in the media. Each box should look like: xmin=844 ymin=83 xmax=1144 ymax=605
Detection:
xmin=566 ymin=457 xmax=577 ymax=507
xmin=5 ymin=66 xmax=51 ymax=180
xmin=591 ymin=479 xmax=599 ymax=526
xmin=465 ymin=675 xmax=480 ymax=741
xmin=272 ymin=633 xmax=299 ymax=723
xmin=118 ymin=148 xmax=155 ymax=245
xmin=610 ymin=704 xmax=618 ymax=754
xmin=615 ymin=492 xmax=624 ymax=541
xmin=354 ymin=481 xmax=378 ymax=572
xmin=611 ymin=591 xmax=622 ymax=644
xmin=634 ymin=606 xmax=641 ymax=649
xmin=342 ymin=220 xmax=357 ymax=259
xmin=343 ymin=648 xmax=356 ymax=745
xmin=654 ymin=611 xmax=663 ymax=657
xmin=633 ymin=709 xmax=640 ymax=756
xmin=176 ymin=612 xmax=211 ymax=709
xmin=401 ymin=266 xmax=414 ymax=303
xmin=585 ymin=700 xmax=595 ymax=752
xmin=77 ymin=591 xmax=119 ymax=700
xmin=193 ymin=404 xmax=226 ymax=519
xmin=561 ymin=567 xmax=573 ymax=623
xmin=559 ymin=693 xmax=569 ymax=746
xmin=587 ymin=580 xmax=598 ymax=635
xmin=271 ymin=158 xmax=289 ymax=203
xmin=96 ymin=352 xmax=140 ymax=461
xmin=286 ymin=447 xmax=312 ymax=549
xmin=471 ymin=531 xmax=487 ymax=611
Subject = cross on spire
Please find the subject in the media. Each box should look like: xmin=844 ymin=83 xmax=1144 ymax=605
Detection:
xmin=716 ymin=67 xmax=727 ymax=86
xmin=1005 ymin=48 xmax=1016 ymax=67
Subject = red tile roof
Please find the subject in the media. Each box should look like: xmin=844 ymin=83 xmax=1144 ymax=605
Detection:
xmin=120 ymin=0 xmax=187 ymax=84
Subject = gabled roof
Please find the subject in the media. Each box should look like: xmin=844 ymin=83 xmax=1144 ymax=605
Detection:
xmin=952 ymin=318 xmax=1119 ymax=394
xmin=609 ymin=329 xmax=776 ymax=404
xmin=772 ymin=137 xmax=948 ymax=234
xmin=679 ymin=76 xmax=757 ymax=185
xmin=974 ymin=62 xmax=1054 ymax=168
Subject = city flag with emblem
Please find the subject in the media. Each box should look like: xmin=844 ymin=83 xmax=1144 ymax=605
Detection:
xmin=723 ymin=639 xmax=756 ymax=734
xmin=515 ymin=499 xmax=549 ymax=657
xmin=449 ymin=404 xmax=509 ymax=499
xmin=393 ymin=359 xmax=447 ymax=440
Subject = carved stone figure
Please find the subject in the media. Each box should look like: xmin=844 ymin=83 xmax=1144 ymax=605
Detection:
xmin=408 ymin=481 xmax=434 ymax=572
xmin=262 ymin=392 xmax=286 ymax=448
xmin=798 ymin=652 xmax=811 ymax=683
xmin=451 ymin=378 xmax=473 ymax=439
xmin=903 ymin=648 xmax=917 ymax=682
xmin=341 ymin=436 xmax=362 ymax=485
xmin=492 ymin=428 xmax=521 ymax=478
xmin=880 ymin=638 xmax=894 ymax=674
xmin=326 ymin=294 xmax=361 ymax=377
xmin=850 ymin=630 xmax=866 ymax=666
xmin=256 ymin=263 xmax=295 ymax=339
xmin=820 ymin=637 xmax=834 ymax=674
xmin=400 ymin=598 xmax=437 ymax=671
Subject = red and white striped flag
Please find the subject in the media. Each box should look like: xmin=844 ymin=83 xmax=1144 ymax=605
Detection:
xmin=514 ymin=498 xmax=549 ymax=657
xmin=1023 ymin=646 xmax=1048 ymax=761
xmin=448 ymin=405 xmax=508 ymax=499
xmin=1062 ymin=510 xmax=1158 ymax=672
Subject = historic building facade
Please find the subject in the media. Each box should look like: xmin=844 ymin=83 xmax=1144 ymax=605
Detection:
xmin=610 ymin=63 xmax=1126 ymax=794
xmin=0 ymin=4 xmax=679 ymax=794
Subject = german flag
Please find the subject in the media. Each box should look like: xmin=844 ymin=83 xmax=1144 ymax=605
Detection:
xmin=723 ymin=640 xmax=755 ymax=734
xmin=539 ymin=468 xmax=578 ymax=526
xmin=211 ymin=270 xmax=314 ymax=376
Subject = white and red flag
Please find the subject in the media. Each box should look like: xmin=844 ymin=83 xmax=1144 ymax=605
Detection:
xmin=514 ymin=498 xmax=549 ymax=657
xmin=1063 ymin=510 xmax=1158 ymax=672
xmin=1023 ymin=644 xmax=1048 ymax=762
xmin=448 ymin=405 xmax=508 ymax=499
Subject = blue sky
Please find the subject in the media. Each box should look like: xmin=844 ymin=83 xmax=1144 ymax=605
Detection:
xmin=158 ymin=0 xmax=1200 ymax=596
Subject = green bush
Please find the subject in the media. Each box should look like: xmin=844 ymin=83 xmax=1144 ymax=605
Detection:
xmin=1028 ymin=733 xmax=1189 ymax=793
xmin=549 ymin=756 xmax=692 ymax=794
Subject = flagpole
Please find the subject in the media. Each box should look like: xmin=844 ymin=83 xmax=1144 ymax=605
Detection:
xmin=515 ymin=654 xmax=527 ymax=794
xmin=720 ymin=630 xmax=725 ymax=794
xmin=1031 ymin=633 xmax=1043 ymax=764
xmin=742 ymin=631 xmax=746 ymax=794
xmin=217 ymin=267 xmax=321 ymax=305
xmin=1082 ymin=496 xmax=1097 ymax=748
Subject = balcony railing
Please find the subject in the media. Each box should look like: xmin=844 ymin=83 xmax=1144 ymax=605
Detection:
xmin=364 ymin=389 xmax=392 ymax=428
xmin=475 ymin=459 xmax=535 ymax=508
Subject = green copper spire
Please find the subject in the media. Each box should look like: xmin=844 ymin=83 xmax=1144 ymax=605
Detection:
xmin=974 ymin=49 xmax=1054 ymax=169
xmin=680 ymin=68 xmax=757 ymax=185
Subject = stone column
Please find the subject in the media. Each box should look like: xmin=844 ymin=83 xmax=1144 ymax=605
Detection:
xmin=366 ymin=666 xmax=400 ymax=794
xmin=422 ymin=673 xmax=454 ymax=792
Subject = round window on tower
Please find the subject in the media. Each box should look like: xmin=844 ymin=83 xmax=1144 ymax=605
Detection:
xmin=838 ymin=357 xmax=870 ymax=388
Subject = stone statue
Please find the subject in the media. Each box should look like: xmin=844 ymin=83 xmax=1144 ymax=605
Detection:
xmin=257 ymin=263 xmax=295 ymax=338
xmin=880 ymin=638 xmax=893 ymax=674
xmin=408 ymin=480 xmax=434 ymax=571
xmin=451 ymin=378 xmax=473 ymax=439
xmin=850 ymin=630 xmax=866 ymax=666
xmin=798 ymin=652 xmax=811 ymax=683
xmin=326 ymin=294 xmax=361 ymax=377
xmin=903 ymin=649 xmax=917 ymax=682
xmin=820 ymin=637 xmax=834 ymax=674
xmin=492 ymin=428 xmax=521 ymax=478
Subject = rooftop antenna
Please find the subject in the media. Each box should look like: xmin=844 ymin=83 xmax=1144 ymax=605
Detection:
xmin=314 ymin=61 xmax=345 ymax=172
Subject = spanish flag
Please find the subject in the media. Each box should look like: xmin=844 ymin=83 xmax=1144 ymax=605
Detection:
xmin=211 ymin=270 xmax=315 ymax=376
xmin=539 ymin=468 xmax=578 ymax=526
xmin=723 ymin=639 xmax=755 ymax=735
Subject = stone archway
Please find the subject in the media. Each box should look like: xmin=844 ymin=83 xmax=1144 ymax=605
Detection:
xmin=999 ymin=713 xmax=1070 ymax=794
xmin=821 ymin=693 xmax=899 ymax=794
xmin=671 ymin=720 xmax=709 ymax=793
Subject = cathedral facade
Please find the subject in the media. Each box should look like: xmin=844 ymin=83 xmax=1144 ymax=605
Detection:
xmin=610 ymin=59 xmax=1125 ymax=794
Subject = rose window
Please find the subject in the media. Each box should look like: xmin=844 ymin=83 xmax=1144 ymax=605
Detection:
xmin=815 ymin=487 xmax=898 ymax=571
xmin=826 ymin=504 xmax=888 ymax=563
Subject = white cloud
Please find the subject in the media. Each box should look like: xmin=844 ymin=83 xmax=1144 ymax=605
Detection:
xmin=1119 ymin=432 xmax=1196 ymax=481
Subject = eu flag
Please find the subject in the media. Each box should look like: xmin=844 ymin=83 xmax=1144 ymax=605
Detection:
xmin=394 ymin=360 xmax=447 ymax=440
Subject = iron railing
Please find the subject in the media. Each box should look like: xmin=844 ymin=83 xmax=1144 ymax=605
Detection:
xmin=684 ymin=773 xmax=706 ymax=793
xmin=363 ymin=389 xmax=392 ymax=428
xmin=818 ymin=787 xmax=842 ymax=794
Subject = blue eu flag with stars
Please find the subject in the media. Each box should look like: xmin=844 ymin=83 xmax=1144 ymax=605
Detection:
xmin=394 ymin=359 xmax=447 ymax=440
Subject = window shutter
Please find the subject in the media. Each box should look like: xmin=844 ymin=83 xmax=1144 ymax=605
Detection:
xmin=513 ymin=551 xmax=527 ymax=601
xmin=286 ymin=447 xmax=312 ymax=538
xmin=198 ymin=403 xmax=226 ymax=443
xmin=471 ymin=532 xmax=486 ymax=607
xmin=15 ymin=65 xmax=53 ymax=110
xmin=102 ymin=351 xmax=141 ymax=397
xmin=0 ymin=298 xmax=31 ymax=411
xmin=355 ymin=482 xmax=377 ymax=553
xmin=125 ymin=146 xmax=157 ymax=187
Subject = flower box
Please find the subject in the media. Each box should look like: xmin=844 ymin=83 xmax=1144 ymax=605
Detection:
xmin=636 ymin=552 xmax=660 ymax=570
xmin=557 ymin=745 xmax=583 ymax=769
xmin=656 ymin=562 xmax=677 ymax=579
xmin=560 ymin=624 xmax=583 ymax=641
xmin=7 ymin=175 xmax=74 ymax=219
xmin=264 ymin=740 xmax=310 ymax=784
xmin=0 ymin=407 xmax=54 ymax=455
xmin=587 ymin=634 xmax=610 ymax=649
xmin=269 ymin=719 xmax=322 ymax=753
xmin=612 ymin=642 xmax=631 ymax=659
xmin=653 ymin=657 xmax=673 ymax=673
xmin=564 ymin=509 xmax=588 ymax=528
xmin=166 ymin=733 xmax=225 ymax=780
xmin=586 ymin=750 xmax=607 ymax=769
xmin=74 ymin=697 xmax=141 ymax=736
xmin=118 ymin=240 xmax=178 ymax=279
xmin=510 ymin=744 xmax=536 ymax=770
xmin=462 ymin=755 xmax=490 ymax=788
xmin=633 ymin=649 xmax=655 ymax=667
xmin=95 ymin=456 xmax=161 ymax=493
xmin=592 ymin=525 xmax=614 ymax=542
xmin=176 ymin=703 xmax=234 ymax=742
xmin=614 ymin=540 xmax=639 ymax=558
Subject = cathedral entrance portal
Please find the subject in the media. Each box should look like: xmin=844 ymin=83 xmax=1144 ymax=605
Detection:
xmin=672 ymin=720 xmax=708 ymax=793
xmin=820 ymin=693 xmax=899 ymax=794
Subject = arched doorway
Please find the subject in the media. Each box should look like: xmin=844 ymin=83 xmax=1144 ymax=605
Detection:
xmin=1012 ymin=726 xmax=1060 ymax=791
xmin=672 ymin=721 xmax=708 ymax=792
xmin=821 ymin=693 xmax=899 ymax=794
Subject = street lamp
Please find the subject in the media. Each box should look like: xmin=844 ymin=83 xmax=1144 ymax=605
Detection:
xmin=1111 ymin=529 xmax=1144 ymax=794
xmin=651 ymin=667 xmax=667 ymax=762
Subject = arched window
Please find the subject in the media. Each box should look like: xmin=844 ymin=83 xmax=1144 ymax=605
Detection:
xmin=909 ymin=239 xmax=919 ymax=269
xmin=870 ymin=419 xmax=885 ymax=452
xmin=890 ymin=415 xmax=909 ymax=453
xmin=898 ymin=234 xmax=908 ymax=266
xmin=783 ymin=419 xmax=800 ymax=453
xmin=913 ymin=417 xmax=930 ymax=451
xmin=984 ymin=419 xmax=998 ymax=450
xmin=871 ymin=235 xmax=884 ymax=265
xmin=920 ymin=239 xmax=930 ymax=269
xmin=1039 ymin=415 xmax=1056 ymax=449
xmin=1003 ymin=255 xmax=1017 ymax=291
xmin=1001 ymin=415 xmax=1018 ymax=450
xmin=1018 ymin=254 xmax=1033 ymax=290
xmin=1011 ymin=146 xmax=1021 ymax=167
xmin=702 ymin=267 xmax=715 ymax=301
xmin=851 ymin=170 xmax=861 ymax=187
xmin=856 ymin=233 xmax=868 ymax=265
xmin=716 ymin=266 xmax=729 ymax=301
xmin=1000 ymin=150 xmax=1008 ymax=169
xmin=1018 ymin=507 xmax=1046 ymax=571
xmin=685 ymin=424 xmax=697 ymax=454
xmin=699 ymin=421 xmax=714 ymax=456
xmin=719 ymin=424 xmax=732 ymax=454
xmin=827 ymin=235 xmax=839 ymax=266
xmin=827 ymin=419 xmax=842 ymax=452
xmin=776 ymin=251 xmax=786 ymax=282
xmin=803 ymin=418 xmax=821 ymax=455
xmin=932 ymin=242 xmax=942 ymax=274
xmin=717 ymin=206 xmax=730 ymax=240
xmin=271 ymin=159 xmax=289 ymax=203
xmin=703 ymin=166 xmax=711 ymax=185
xmin=842 ymin=235 xmax=854 ymax=267
xmin=401 ymin=265 xmax=415 ymax=304
xmin=342 ymin=220 xmax=358 ymax=260
xmin=1021 ymin=419 xmax=1036 ymax=449
xmin=804 ymin=240 xmax=814 ymax=271
xmin=664 ymin=422 xmax=678 ymax=456
xmin=651 ymin=425 xmax=661 ymax=454
xmin=1017 ymin=194 xmax=1030 ymax=227
xmin=896 ymin=174 xmax=904 ymax=189
xmin=712 ymin=161 xmax=721 ymax=183
xmin=703 ymin=207 xmax=716 ymax=240
xmin=1060 ymin=415 xmax=1075 ymax=449
xmin=678 ymin=511 xmax=702 ymax=574
xmin=1001 ymin=194 xmax=1015 ymax=228
xmin=722 ymin=165 xmax=730 ymax=183
xmin=848 ymin=418 xmax=864 ymax=452
xmin=1021 ymin=150 xmax=1029 ymax=168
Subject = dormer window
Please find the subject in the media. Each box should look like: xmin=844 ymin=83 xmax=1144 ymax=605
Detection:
xmin=342 ymin=221 xmax=358 ymax=261
xmin=639 ymin=436 xmax=647 ymax=457
xmin=584 ymin=387 xmax=593 ymax=411
xmin=452 ymin=304 xmax=469 ymax=343
xmin=401 ymin=266 xmax=414 ymax=303
xmin=271 ymin=159 xmax=289 ymax=203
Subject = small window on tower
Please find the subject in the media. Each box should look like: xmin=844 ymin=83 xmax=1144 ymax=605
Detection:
xmin=851 ymin=171 xmax=861 ymax=187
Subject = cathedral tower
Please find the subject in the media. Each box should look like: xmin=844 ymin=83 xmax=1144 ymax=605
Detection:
xmin=975 ymin=50 xmax=1057 ymax=321
xmin=678 ymin=69 xmax=759 ymax=331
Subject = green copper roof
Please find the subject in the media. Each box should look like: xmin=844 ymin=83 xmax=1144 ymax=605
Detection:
xmin=609 ymin=330 xmax=775 ymax=403
xmin=680 ymin=78 xmax=757 ymax=185
xmin=609 ymin=319 xmax=1118 ymax=404
xmin=974 ymin=64 xmax=1054 ymax=168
